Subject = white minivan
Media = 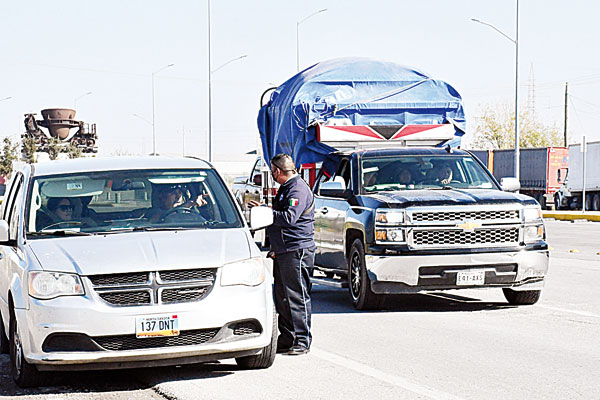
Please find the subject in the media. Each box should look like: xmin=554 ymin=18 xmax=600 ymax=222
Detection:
xmin=0 ymin=156 xmax=275 ymax=387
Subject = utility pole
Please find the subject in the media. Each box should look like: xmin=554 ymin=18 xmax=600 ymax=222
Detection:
xmin=563 ymin=82 xmax=568 ymax=147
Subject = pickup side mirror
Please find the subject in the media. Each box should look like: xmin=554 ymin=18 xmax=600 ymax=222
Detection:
xmin=0 ymin=220 xmax=9 ymax=242
xmin=500 ymin=177 xmax=520 ymax=192
xmin=249 ymin=206 xmax=273 ymax=231
xmin=319 ymin=181 xmax=352 ymax=199
xmin=252 ymin=174 xmax=262 ymax=186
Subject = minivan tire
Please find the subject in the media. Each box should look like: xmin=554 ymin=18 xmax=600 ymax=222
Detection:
xmin=10 ymin=308 xmax=44 ymax=388
xmin=235 ymin=306 xmax=277 ymax=369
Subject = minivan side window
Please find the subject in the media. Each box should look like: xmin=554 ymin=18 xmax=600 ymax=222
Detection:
xmin=7 ymin=174 xmax=24 ymax=241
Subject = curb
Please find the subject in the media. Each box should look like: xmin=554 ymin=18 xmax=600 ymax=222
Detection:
xmin=542 ymin=212 xmax=600 ymax=222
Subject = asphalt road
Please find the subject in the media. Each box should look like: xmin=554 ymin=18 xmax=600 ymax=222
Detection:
xmin=1 ymin=220 xmax=598 ymax=399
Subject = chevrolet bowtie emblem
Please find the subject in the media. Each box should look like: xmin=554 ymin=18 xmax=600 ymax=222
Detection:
xmin=456 ymin=221 xmax=481 ymax=231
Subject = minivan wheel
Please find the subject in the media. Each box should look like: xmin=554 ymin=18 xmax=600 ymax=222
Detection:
xmin=10 ymin=309 xmax=44 ymax=388
xmin=348 ymin=239 xmax=383 ymax=310
xmin=0 ymin=311 xmax=9 ymax=354
xmin=235 ymin=306 xmax=277 ymax=369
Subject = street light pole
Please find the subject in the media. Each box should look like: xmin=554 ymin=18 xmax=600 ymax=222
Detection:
xmin=152 ymin=63 xmax=175 ymax=156
xmin=208 ymin=0 xmax=212 ymax=162
xmin=74 ymin=91 xmax=92 ymax=109
xmin=296 ymin=8 xmax=327 ymax=72
xmin=471 ymin=0 xmax=520 ymax=180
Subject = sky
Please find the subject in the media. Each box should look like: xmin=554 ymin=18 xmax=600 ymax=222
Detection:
xmin=0 ymin=0 xmax=599 ymax=160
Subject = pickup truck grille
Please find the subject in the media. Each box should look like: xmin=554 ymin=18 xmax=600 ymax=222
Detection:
xmin=411 ymin=210 xmax=519 ymax=222
xmin=88 ymin=269 xmax=216 ymax=307
xmin=413 ymin=228 xmax=519 ymax=246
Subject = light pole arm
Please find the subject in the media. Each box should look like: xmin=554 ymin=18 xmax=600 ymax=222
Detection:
xmin=211 ymin=55 xmax=248 ymax=74
xmin=470 ymin=18 xmax=515 ymax=44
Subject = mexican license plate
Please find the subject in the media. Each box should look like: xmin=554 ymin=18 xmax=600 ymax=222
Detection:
xmin=456 ymin=270 xmax=485 ymax=286
xmin=136 ymin=314 xmax=180 ymax=338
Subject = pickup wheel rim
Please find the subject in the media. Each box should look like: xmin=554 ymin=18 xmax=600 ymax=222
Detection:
xmin=350 ymin=251 xmax=361 ymax=301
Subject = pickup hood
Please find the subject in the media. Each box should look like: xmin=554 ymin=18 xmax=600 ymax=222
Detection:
xmin=27 ymin=229 xmax=253 ymax=275
xmin=364 ymin=189 xmax=534 ymax=208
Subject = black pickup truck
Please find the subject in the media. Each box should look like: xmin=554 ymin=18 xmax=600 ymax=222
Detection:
xmin=312 ymin=147 xmax=549 ymax=310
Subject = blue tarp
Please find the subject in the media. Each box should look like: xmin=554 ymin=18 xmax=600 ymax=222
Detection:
xmin=257 ymin=57 xmax=466 ymax=168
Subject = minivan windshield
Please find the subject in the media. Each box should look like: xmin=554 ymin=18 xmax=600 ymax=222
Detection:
xmin=361 ymin=155 xmax=497 ymax=192
xmin=26 ymin=169 xmax=243 ymax=235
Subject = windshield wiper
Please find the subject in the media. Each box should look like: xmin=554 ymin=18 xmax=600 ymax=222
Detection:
xmin=101 ymin=226 xmax=198 ymax=234
xmin=28 ymin=230 xmax=94 ymax=237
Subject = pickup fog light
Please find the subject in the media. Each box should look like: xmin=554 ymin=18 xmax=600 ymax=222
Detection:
xmin=375 ymin=210 xmax=405 ymax=224
xmin=523 ymin=206 xmax=542 ymax=222
xmin=375 ymin=228 xmax=405 ymax=242
xmin=524 ymin=225 xmax=544 ymax=242
xmin=29 ymin=271 xmax=84 ymax=300
xmin=220 ymin=257 xmax=265 ymax=287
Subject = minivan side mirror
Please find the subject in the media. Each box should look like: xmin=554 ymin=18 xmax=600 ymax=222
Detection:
xmin=500 ymin=177 xmax=520 ymax=192
xmin=249 ymin=206 xmax=273 ymax=231
xmin=0 ymin=220 xmax=9 ymax=242
xmin=252 ymin=174 xmax=262 ymax=186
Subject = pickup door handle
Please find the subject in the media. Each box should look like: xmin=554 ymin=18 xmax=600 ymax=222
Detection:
xmin=320 ymin=207 xmax=329 ymax=214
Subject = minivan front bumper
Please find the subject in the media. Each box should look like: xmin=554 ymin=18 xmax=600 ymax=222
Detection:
xmin=17 ymin=279 xmax=273 ymax=370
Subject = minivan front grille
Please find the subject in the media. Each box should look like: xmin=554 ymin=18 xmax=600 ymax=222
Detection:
xmin=88 ymin=269 xmax=216 ymax=307
xmin=93 ymin=328 xmax=220 ymax=351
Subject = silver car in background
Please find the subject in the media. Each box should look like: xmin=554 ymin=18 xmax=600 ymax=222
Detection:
xmin=0 ymin=156 xmax=275 ymax=387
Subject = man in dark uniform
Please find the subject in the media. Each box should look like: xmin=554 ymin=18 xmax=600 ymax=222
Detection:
xmin=249 ymin=153 xmax=315 ymax=356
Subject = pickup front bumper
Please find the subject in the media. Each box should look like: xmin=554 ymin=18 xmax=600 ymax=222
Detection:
xmin=366 ymin=248 xmax=549 ymax=294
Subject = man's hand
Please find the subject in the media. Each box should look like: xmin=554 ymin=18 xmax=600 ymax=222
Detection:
xmin=247 ymin=200 xmax=264 ymax=208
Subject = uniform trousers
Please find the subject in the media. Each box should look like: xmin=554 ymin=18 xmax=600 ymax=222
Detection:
xmin=273 ymin=247 xmax=315 ymax=349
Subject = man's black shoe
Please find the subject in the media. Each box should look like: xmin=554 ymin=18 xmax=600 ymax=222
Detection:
xmin=286 ymin=345 xmax=309 ymax=356
xmin=276 ymin=346 xmax=291 ymax=354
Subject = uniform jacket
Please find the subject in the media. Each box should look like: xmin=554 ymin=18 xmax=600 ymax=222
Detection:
xmin=268 ymin=175 xmax=315 ymax=255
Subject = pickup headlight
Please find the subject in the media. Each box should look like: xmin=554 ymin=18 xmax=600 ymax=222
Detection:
xmin=523 ymin=205 xmax=544 ymax=242
xmin=375 ymin=209 xmax=405 ymax=225
xmin=524 ymin=225 xmax=544 ymax=242
xmin=375 ymin=209 xmax=406 ymax=244
xmin=29 ymin=271 xmax=85 ymax=300
xmin=220 ymin=257 xmax=265 ymax=287
xmin=523 ymin=206 xmax=542 ymax=222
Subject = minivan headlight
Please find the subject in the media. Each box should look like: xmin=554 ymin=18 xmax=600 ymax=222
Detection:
xmin=29 ymin=271 xmax=85 ymax=300
xmin=220 ymin=257 xmax=265 ymax=287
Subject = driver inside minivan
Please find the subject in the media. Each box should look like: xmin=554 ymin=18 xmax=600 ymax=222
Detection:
xmin=144 ymin=184 xmax=208 ymax=223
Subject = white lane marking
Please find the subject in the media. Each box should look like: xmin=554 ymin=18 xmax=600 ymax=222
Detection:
xmin=311 ymin=347 xmax=465 ymax=400
xmin=537 ymin=305 xmax=600 ymax=319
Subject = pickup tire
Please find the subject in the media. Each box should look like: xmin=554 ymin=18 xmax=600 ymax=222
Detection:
xmin=235 ymin=306 xmax=277 ymax=369
xmin=348 ymin=239 xmax=383 ymax=310
xmin=502 ymin=288 xmax=541 ymax=305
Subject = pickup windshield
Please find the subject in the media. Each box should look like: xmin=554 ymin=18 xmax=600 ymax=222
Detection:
xmin=362 ymin=155 xmax=497 ymax=192
xmin=26 ymin=169 xmax=243 ymax=236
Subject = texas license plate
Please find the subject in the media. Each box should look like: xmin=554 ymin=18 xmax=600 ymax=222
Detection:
xmin=136 ymin=314 xmax=180 ymax=338
xmin=456 ymin=270 xmax=485 ymax=286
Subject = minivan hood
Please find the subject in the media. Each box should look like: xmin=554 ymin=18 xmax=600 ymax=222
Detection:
xmin=365 ymin=189 xmax=534 ymax=208
xmin=28 ymin=229 xmax=252 ymax=275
